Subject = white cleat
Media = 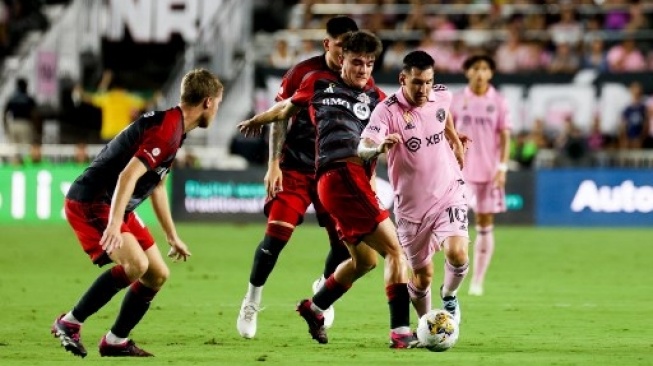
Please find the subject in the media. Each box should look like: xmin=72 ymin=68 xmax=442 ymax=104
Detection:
xmin=237 ymin=299 xmax=260 ymax=339
xmin=312 ymin=276 xmax=335 ymax=329
xmin=468 ymin=283 xmax=484 ymax=296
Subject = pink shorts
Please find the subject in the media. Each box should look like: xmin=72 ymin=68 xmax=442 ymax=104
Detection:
xmin=396 ymin=182 xmax=469 ymax=271
xmin=466 ymin=181 xmax=506 ymax=214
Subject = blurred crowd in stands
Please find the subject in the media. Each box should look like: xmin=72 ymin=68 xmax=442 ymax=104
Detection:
xmin=260 ymin=0 xmax=653 ymax=74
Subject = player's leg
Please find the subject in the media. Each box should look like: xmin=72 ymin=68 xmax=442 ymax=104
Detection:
xmin=469 ymin=183 xmax=502 ymax=296
xmin=440 ymin=235 xmax=469 ymax=324
xmin=298 ymin=240 xmax=377 ymax=344
xmin=360 ymin=219 xmax=417 ymax=348
xmin=397 ymin=217 xmax=436 ymax=319
xmin=53 ymin=201 xmax=136 ymax=358
xmin=312 ymin=211 xmax=350 ymax=329
xmin=238 ymin=173 xmax=310 ymax=338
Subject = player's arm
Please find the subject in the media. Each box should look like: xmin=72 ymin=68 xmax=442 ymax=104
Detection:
xmin=264 ymin=119 xmax=289 ymax=197
xmin=445 ymin=112 xmax=465 ymax=169
xmin=494 ymin=128 xmax=511 ymax=188
xmin=100 ymin=158 xmax=148 ymax=254
xmin=238 ymin=99 xmax=300 ymax=137
xmin=151 ymin=177 xmax=191 ymax=261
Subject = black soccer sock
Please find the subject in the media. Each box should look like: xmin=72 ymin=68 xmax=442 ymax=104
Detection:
xmin=110 ymin=281 xmax=158 ymax=338
xmin=71 ymin=265 xmax=132 ymax=323
xmin=322 ymin=223 xmax=350 ymax=278
xmin=313 ymin=275 xmax=351 ymax=311
xmin=248 ymin=224 xmax=293 ymax=287
xmin=386 ymin=283 xmax=410 ymax=329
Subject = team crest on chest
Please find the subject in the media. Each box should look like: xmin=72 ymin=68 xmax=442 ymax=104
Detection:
xmin=436 ymin=108 xmax=446 ymax=123
xmin=353 ymin=102 xmax=371 ymax=120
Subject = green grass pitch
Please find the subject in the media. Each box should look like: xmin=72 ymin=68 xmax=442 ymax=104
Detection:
xmin=0 ymin=223 xmax=651 ymax=365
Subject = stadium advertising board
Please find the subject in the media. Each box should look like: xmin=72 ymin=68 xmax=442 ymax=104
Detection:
xmin=536 ymin=169 xmax=653 ymax=226
xmin=495 ymin=171 xmax=535 ymax=225
xmin=0 ymin=166 xmax=159 ymax=223
xmin=171 ymin=167 xmax=395 ymax=222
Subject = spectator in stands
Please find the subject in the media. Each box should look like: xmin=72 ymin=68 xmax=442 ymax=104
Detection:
xmin=555 ymin=114 xmax=589 ymax=167
xmin=269 ymin=38 xmax=296 ymax=69
xmin=606 ymin=36 xmax=647 ymax=73
xmin=618 ymin=81 xmax=649 ymax=149
xmin=70 ymin=142 xmax=91 ymax=166
xmin=603 ymin=0 xmax=631 ymax=31
xmin=296 ymin=39 xmax=321 ymax=62
xmin=21 ymin=142 xmax=51 ymax=167
xmin=548 ymin=42 xmax=580 ymax=74
xmin=75 ymin=70 xmax=150 ymax=143
xmin=582 ymin=37 xmax=609 ymax=72
xmin=549 ymin=4 xmax=582 ymax=47
xmin=462 ymin=13 xmax=492 ymax=53
xmin=646 ymin=96 xmax=653 ymax=149
xmin=494 ymin=28 xmax=530 ymax=73
xmin=381 ymin=40 xmax=408 ymax=71
xmin=3 ymin=77 xmax=38 ymax=144
xmin=510 ymin=130 xmax=538 ymax=169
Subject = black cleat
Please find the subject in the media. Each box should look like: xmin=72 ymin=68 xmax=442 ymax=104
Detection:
xmin=51 ymin=314 xmax=87 ymax=358
xmin=99 ymin=336 xmax=154 ymax=357
xmin=296 ymin=299 xmax=328 ymax=344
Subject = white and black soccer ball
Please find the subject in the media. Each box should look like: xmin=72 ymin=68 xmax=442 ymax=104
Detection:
xmin=416 ymin=309 xmax=460 ymax=352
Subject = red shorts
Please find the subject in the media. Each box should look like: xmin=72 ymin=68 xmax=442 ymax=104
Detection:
xmin=317 ymin=162 xmax=389 ymax=244
xmin=64 ymin=199 xmax=155 ymax=266
xmin=264 ymin=169 xmax=331 ymax=226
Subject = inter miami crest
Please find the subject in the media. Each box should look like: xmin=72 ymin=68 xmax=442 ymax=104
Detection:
xmin=436 ymin=108 xmax=446 ymax=123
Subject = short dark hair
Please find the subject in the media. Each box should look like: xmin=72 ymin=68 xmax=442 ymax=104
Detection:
xmin=402 ymin=50 xmax=435 ymax=72
xmin=462 ymin=54 xmax=496 ymax=71
xmin=326 ymin=16 xmax=358 ymax=38
xmin=16 ymin=78 xmax=28 ymax=93
xmin=341 ymin=30 xmax=383 ymax=57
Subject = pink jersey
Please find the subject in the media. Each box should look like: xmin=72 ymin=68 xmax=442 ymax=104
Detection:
xmin=362 ymin=85 xmax=463 ymax=221
xmin=451 ymin=86 xmax=511 ymax=183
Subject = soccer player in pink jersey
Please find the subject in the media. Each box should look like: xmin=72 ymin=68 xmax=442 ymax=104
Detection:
xmin=360 ymin=50 xmax=469 ymax=324
xmin=450 ymin=55 xmax=512 ymax=296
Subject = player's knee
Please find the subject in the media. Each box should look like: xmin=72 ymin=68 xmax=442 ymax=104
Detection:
xmin=150 ymin=265 xmax=170 ymax=288
xmin=446 ymin=246 xmax=468 ymax=267
xmin=123 ymin=255 xmax=149 ymax=281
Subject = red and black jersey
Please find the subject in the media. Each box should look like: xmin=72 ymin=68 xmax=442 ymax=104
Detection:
xmin=276 ymin=55 xmax=330 ymax=173
xmin=66 ymin=107 xmax=185 ymax=212
xmin=291 ymin=71 xmax=386 ymax=172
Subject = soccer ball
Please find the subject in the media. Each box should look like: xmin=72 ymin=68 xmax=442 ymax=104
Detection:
xmin=416 ymin=309 xmax=459 ymax=352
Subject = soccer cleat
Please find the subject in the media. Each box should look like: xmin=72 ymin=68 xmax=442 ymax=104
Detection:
xmin=51 ymin=314 xmax=87 ymax=358
xmin=99 ymin=336 xmax=154 ymax=357
xmin=440 ymin=286 xmax=462 ymax=325
xmin=389 ymin=331 xmax=421 ymax=349
xmin=311 ymin=277 xmax=335 ymax=329
xmin=296 ymin=299 xmax=328 ymax=344
xmin=468 ymin=283 xmax=484 ymax=296
xmin=237 ymin=299 xmax=261 ymax=339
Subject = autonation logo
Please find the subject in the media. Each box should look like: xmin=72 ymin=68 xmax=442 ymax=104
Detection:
xmin=571 ymin=180 xmax=653 ymax=213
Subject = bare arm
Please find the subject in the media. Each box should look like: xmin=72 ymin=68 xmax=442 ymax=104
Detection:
xmin=357 ymin=137 xmax=383 ymax=161
xmin=99 ymin=158 xmax=148 ymax=254
xmin=269 ymin=119 xmax=289 ymax=166
xmin=151 ymin=176 xmax=191 ymax=260
xmin=498 ymin=128 xmax=511 ymax=167
xmin=238 ymin=99 xmax=300 ymax=137
xmin=445 ymin=113 xmax=465 ymax=169
xmin=263 ymin=119 xmax=289 ymax=198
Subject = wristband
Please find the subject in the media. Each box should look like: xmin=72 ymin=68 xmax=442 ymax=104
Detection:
xmin=498 ymin=163 xmax=508 ymax=172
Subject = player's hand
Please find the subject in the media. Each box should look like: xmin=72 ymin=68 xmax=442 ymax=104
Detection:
xmin=493 ymin=170 xmax=506 ymax=189
xmin=100 ymin=222 xmax=123 ymax=255
xmin=458 ymin=133 xmax=472 ymax=153
xmin=237 ymin=119 xmax=264 ymax=137
xmin=264 ymin=164 xmax=283 ymax=198
xmin=378 ymin=133 xmax=402 ymax=153
xmin=167 ymin=237 xmax=192 ymax=262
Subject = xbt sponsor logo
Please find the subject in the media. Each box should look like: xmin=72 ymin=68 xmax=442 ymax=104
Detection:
xmin=571 ymin=180 xmax=653 ymax=213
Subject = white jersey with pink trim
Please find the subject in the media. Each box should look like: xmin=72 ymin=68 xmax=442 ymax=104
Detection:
xmin=362 ymin=85 xmax=463 ymax=221
xmin=451 ymin=86 xmax=512 ymax=183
